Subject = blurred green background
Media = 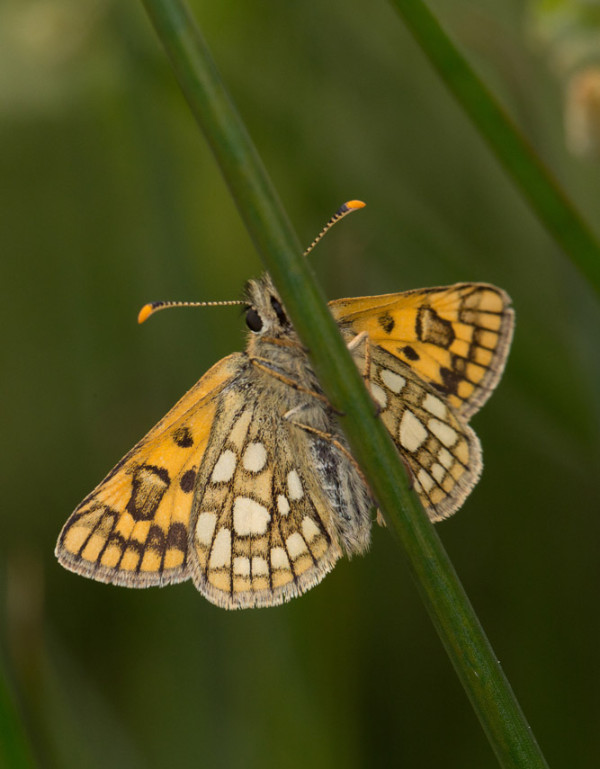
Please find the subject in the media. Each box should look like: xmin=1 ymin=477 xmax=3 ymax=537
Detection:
xmin=2 ymin=1 xmax=600 ymax=766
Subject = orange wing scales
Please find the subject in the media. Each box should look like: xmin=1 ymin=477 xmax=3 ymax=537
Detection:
xmin=56 ymin=355 xmax=242 ymax=587
xmin=330 ymin=283 xmax=514 ymax=419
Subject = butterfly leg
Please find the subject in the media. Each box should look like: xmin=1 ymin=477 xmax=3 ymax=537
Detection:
xmin=376 ymin=510 xmax=387 ymax=527
xmin=347 ymin=330 xmax=372 ymax=383
xmin=282 ymin=404 xmax=309 ymax=421
xmin=346 ymin=330 xmax=368 ymax=353
xmin=347 ymin=333 xmax=384 ymax=416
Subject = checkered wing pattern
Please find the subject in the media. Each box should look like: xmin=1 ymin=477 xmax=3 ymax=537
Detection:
xmin=189 ymin=388 xmax=344 ymax=609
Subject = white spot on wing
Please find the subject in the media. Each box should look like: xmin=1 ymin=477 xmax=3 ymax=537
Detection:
xmin=399 ymin=410 xmax=428 ymax=452
xmin=431 ymin=463 xmax=445 ymax=483
xmin=429 ymin=418 xmax=458 ymax=447
xmin=252 ymin=556 xmax=269 ymax=576
xmin=286 ymin=532 xmax=308 ymax=559
xmin=271 ymin=547 xmax=290 ymax=570
xmin=242 ymin=442 xmax=267 ymax=473
xmin=233 ymin=497 xmax=271 ymax=535
xmin=229 ymin=409 xmax=252 ymax=448
xmin=277 ymin=495 xmax=290 ymax=516
xmin=438 ymin=448 xmax=454 ymax=469
xmin=211 ymin=450 xmax=236 ymax=482
xmin=195 ymin=512 xmax=217 ymax=545
xmin=381 ymin=368 xmax=406 ymax=393
xmin=287 ymin=470 xmax=303 ymax=500
xmin=417 ymin=468 xmax=434 ymax=492
xmin=209 ymin=528 xmax=231 ymax=568
xmin=301 ymin=517 xmax=321 ymax=542
xmin=423 ymin=393 xmax=447 ymax=418
xmin=371 ymin=383 xmax=387 ymax=409
xmin=233 ymin=556 xmax=250 ymax=576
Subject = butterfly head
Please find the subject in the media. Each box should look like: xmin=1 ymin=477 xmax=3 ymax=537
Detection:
xmin=243 ymin=273 xmax=298 ymax=344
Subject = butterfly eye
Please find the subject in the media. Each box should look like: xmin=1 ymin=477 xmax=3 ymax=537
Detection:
xmin=270 ymin=296 xmax=288 ymax=326
xmin=245 ymin=307 xmax=263 ymax=332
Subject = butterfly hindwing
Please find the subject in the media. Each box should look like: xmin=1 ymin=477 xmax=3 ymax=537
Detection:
xmin=188 ymin=388 xmax=345 ymax=609
xmin=330 ymin=283 xmax=514 ymax=419
xmin=55 ymin=354 xmax=243 ymax=587
xmin=363 ymin=347 xmax=482 ymax=520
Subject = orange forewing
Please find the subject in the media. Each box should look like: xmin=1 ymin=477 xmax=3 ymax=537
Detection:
xmin=56 ymin=354 xmax=243 ymax=587
xmin=329 ymin=283 xmax=514 ymax=418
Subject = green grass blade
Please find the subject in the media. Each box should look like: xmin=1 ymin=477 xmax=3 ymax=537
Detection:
xmin=140 ymin=1 xmax=550 ymax=766
xmin=389 ymin=0 xmax=600 ymax=297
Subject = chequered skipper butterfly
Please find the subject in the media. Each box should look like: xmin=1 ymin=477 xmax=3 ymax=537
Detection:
xmin=56 ymin=201 xmax=514 ymax=609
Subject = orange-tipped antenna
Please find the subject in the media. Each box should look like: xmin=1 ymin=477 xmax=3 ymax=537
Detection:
xmin=138 ymin=299 xmax=244 ymax=324
xmin=139 ymin=201 xmax=365 ymax=323
xmin=303 ymin=199 xmax=366 ymax=258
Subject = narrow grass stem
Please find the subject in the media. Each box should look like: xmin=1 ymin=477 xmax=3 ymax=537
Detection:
xmin=140 ymin=1 xmax=549 ymax=766
xmin=389 ymin=0 xmax=600 ymax=298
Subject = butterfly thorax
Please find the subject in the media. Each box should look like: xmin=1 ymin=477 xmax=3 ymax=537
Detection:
xmin=243 ymin=274 xmax=328 ymax=422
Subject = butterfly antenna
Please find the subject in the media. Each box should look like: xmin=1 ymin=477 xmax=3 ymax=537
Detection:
xmin=138 ymin=299 xmax=244 ymax=324
xmin=303 ymin=199 xmax=366 ymax=258
xmin=139 ymin=200 xmax=365 ymax=323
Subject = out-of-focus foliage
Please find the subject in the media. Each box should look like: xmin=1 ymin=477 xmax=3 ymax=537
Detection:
xmin=530 ymin=0 xmax=600 ymax=156
xmin=2 ymin=1 xmax=599 ymax=767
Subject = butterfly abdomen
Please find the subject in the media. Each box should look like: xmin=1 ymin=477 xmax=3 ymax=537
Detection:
xmin=309 ymin=436 xmax=373 ymax=556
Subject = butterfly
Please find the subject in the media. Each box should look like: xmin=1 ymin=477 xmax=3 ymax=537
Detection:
xmin=56 ymin=201 xmax=514 ymax=609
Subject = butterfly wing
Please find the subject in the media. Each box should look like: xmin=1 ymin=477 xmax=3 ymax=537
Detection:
xmin=329 ymin=283 xmax=514 ymax=419
xmin=187 ymin=386 xmax=349 ymax=609
xmin=56 ymin=354 xmax=243 ymax=587
xmin=360 ymin=346 xmax=481 ymax=520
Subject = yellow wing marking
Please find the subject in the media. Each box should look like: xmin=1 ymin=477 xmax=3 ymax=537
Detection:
xmin=56 ymin=354 xmax=243 ymax=587
xmin=330 ymin=283 xmax=514 ymax=418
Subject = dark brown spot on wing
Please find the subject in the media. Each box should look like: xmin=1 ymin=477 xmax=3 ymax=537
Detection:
xmin=401 ymin=345 xmax=420 ymax=361
xmin=166 ymin=522 xmax=187 ymax=551
xmin=416 ymin=306 xmax=455 ymax=348
xmin=180 ymin=468 xmax=197 ymax=493
xmin=172 ymin=426 xmax=193 ymax=448
xmin=147 ymin=525 xmax=166 ymax=552
xmin=378 ymin=312 xmax=395 ymax=334
xmin=126 ymin=464 xmax=171 ymax=521
xmin=434 ymin=366 xmax=461 ymax=396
